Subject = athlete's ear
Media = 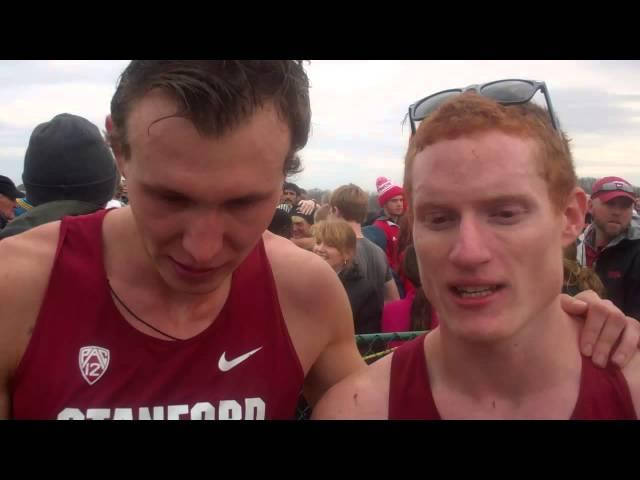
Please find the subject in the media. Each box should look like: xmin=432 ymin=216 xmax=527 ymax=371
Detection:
xmin=105 ymin=114 xmax=114 ymax=134
xmin=562 ymin=187 xmax=587 ymax=247
xmin=105 ymin=114 xmax=128 ymax=179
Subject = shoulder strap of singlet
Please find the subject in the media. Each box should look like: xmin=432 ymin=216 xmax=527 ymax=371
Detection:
xmin=571 ymin=355 xmax=637 ymax=419
xmin=388 ymin=334 xmax=440 ymax=420
xmin=56 ymin=209 xmax=108 ymax=272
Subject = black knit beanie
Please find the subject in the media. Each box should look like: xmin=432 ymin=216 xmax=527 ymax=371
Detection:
xmin=22 ymin=113 xmax=118 ymax=207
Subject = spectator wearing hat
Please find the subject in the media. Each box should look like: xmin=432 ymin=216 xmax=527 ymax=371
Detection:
xmin=328 ymin=183 xmax=400 ymax=303
xmin=0 ymin=175 xmax=25 ymax=229
xmin=577 ymin=176 xmax=640 ymax=319
xmin=311 ymin=219 xmax=383 ymax=335
xmin=0 ymin=113 xmax=118 ymax=240
xmin=363 ymin=176 xmax=405 ymax=274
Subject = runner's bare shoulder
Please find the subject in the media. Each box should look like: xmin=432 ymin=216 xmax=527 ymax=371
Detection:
xmin=263 ymin=230 xmax=346 ymax=311
xmin=262 ymin=230 xmax=354 ymax=363
xmin=0 ymin=221 xmax=61 ymax=369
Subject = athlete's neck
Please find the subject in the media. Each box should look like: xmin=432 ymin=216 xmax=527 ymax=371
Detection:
xmin=102 ymin=207 xmax=232 ymax=336
xmin=427 ymin=297 xmax=581 ymax=402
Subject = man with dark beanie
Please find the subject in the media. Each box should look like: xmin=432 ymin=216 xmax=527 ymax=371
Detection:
xmin=0 ymin=113 xmax=118 ymax=240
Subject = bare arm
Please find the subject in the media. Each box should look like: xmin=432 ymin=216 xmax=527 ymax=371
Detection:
xmin=265 ymin=232 xmax=365 ymax=407
xmin=311 ymin=379 xmax=363 ymax=420
xmin=301 ymin=285 xmax=366 ymax=407
xmin=296 ymin=199 xmax=317 ymax=216
xmin=0 ymin=222 xmax=60 ymax=419
xmin=291 ymin=236 xmax=315 ymax=251
xmin=295 ymin=256 xmax=366 ymax=406
xmin=561 ymin=291 xmax=640 ymax=368
xmin=312 ymin=352 xmax=393 ymax=420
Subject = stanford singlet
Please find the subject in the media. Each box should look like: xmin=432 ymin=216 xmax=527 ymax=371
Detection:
xmin=11 ymin=209 xmax=304 ymax=420
xmin=388 ymin=335 xmax=637 ymax=420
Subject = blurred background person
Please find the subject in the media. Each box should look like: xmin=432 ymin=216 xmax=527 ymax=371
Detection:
xmin=312 ymin=220 xmax=383 ymax=335
xmin=0 ymin=113 xmax=118 ymax=240
xmin=0 ymin=175 xmax=25 ymax=229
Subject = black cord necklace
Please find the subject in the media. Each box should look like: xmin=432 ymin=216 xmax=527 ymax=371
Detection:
xmin=108 ymin=282 xmax=180 ymax=341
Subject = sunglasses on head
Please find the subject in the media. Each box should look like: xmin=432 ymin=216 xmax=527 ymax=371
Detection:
xmin=593 ymin=181 xmax=635 ymax=196
xmin=408 ymin=79 xmax=560 ymax=135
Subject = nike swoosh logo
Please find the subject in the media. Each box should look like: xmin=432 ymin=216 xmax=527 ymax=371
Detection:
xmin=218 ymin=347 xmax=263 ymax=372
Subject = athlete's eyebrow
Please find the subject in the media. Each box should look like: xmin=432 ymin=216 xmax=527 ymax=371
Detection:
xmin=142 ymin=183 xmax=193 ymax=201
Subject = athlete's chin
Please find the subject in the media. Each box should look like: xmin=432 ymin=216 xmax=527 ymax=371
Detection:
xmin=440 ymin=312 xmax=523 ymax=344
xmin=447 ymin=325 xmax=515 ymax=344
xmin=166 ymin=272 xmax=230 ymax=295
xmin=158 ymin=259 xmax=234 ymax=295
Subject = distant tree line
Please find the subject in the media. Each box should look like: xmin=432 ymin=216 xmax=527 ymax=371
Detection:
xmin=578 ymin=177 xmax=598 ymax=194
xmin=303 ymin=178 xmax=640 ymax=209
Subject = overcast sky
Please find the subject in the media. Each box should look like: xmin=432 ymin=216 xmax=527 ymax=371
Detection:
xmin=1 ymin=60 xmax=639 ymax=193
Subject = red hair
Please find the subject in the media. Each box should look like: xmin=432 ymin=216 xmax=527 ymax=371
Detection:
xmin=404 ymin=92 xmax=577 ymax=213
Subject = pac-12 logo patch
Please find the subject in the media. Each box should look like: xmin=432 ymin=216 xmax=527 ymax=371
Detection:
xmin=79 ymin=346 xmax=110 ymax=385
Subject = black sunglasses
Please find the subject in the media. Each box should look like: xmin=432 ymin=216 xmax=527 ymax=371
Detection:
xmin=408 ymin=79 xmax=560 ymax=135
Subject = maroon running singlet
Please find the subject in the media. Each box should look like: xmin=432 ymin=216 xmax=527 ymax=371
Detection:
xmin=388 ymin=335 xmax=637 ymax=420
xmin=11 ymin=209 xmax=304 ymax=420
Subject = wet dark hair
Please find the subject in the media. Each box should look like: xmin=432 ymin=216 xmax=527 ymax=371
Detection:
xmin=108 ymin=60 xmax=310 ymax=177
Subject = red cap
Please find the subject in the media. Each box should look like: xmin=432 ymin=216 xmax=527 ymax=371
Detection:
xmin=591 ymin=176 xmax=636 ymax=203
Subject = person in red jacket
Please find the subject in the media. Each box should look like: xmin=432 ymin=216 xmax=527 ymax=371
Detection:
xmin=370 ymin=176 xmax=405 ymax=272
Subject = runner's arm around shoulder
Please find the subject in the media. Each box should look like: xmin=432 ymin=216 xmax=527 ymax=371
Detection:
xmin=301 ymin=261 xmax=367 ymax=407
xmin=0 ymin=222 xmax=61 ymax=419
xmin=264 ymin=231 xmax=366 ymax=407
xmin=312 ymin=353 xmax=392 ymax=420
